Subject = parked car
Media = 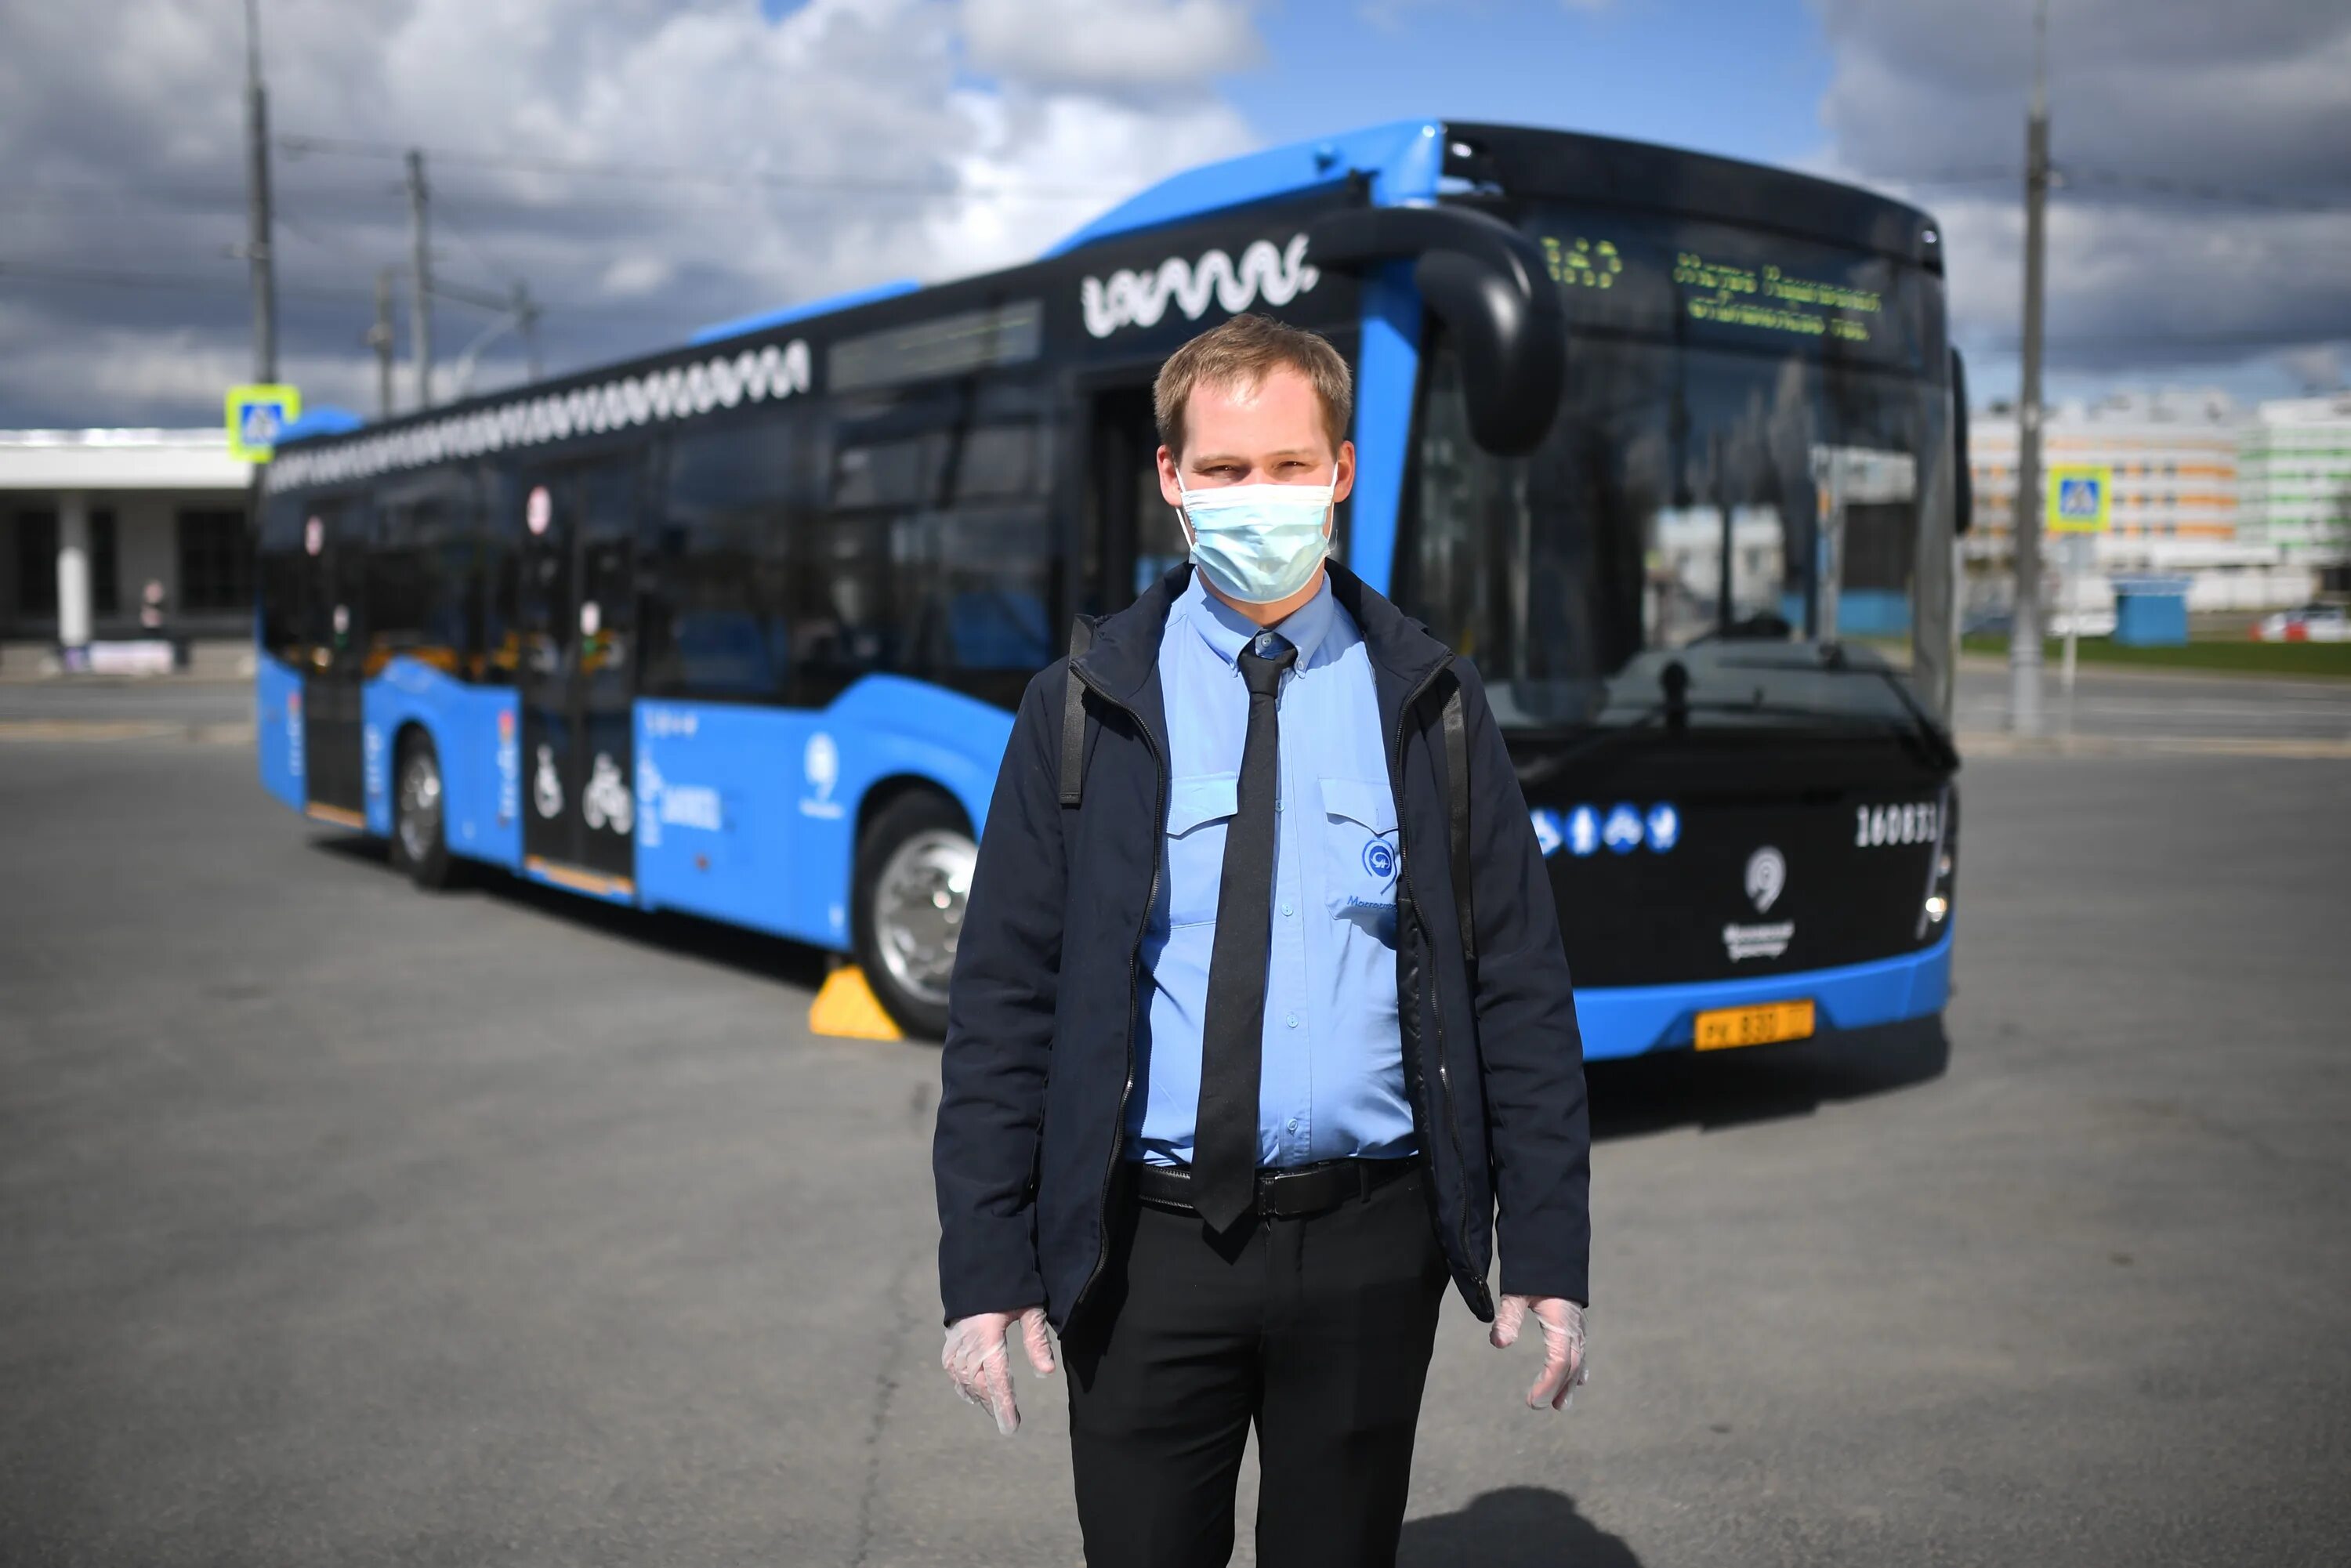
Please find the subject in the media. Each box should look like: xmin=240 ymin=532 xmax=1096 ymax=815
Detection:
xmin=2253 ymin=604 xmax=2351 ymax=643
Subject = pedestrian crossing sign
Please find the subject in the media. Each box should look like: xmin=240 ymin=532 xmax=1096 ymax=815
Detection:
xmin=2046 ymin=463 xmax=2111 ymax=534
xmin=226 ymin=383 xmax=302 ymax=463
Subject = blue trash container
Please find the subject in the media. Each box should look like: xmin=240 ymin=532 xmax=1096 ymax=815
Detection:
xmin=2112 ymin=576 xmax=2192 ymax=646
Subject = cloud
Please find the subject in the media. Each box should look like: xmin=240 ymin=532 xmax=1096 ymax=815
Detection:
xmin=1810 ymin=0 xmax=2351 ymax=390
xmin=0 ymin=0 xmax=1259 ymax=427
xmin=962 ymin=0 xmax=1260 ymax=92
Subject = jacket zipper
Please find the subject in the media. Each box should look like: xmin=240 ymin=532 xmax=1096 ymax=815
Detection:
xmin=1389 ymin=657 xmax=1481 ymax=1302
xmin=1066 ymin=662 xmax=1165 ymax=1330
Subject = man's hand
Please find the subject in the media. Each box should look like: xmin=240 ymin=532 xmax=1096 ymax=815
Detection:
xmin=942 ymin=1306 xmax=1056 ymax=1436
xmin=1490 ymin=1295 xmax=1588 ymax=1411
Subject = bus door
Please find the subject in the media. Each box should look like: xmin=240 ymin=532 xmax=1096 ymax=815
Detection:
xmin=1081 ymin=385 xmax=1188 ymax=614
xmin=516 ymin=458 xmax=643 ymax=888
xmin=301 ymin=500 xmax=368 ymax=821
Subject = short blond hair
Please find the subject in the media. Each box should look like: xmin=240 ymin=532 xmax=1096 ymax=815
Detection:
xmin=1154 ymin=313 xmax=1352 ymax=460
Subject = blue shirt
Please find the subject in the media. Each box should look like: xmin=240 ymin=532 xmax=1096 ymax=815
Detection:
xmin=1128 ymin=574 xmax=1417 ymax=1168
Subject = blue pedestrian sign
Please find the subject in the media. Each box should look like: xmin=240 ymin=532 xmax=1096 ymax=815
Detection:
xmin=226 ymin=383 xmax=302 ymax=463
xmin=2046 ymin=463 xmax=2112 ymax=534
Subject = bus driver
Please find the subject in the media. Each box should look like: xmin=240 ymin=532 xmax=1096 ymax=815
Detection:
xmin=933 ymin=313 xmax=1594 ymax=1566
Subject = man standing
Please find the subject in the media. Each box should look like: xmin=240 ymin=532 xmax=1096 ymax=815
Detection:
xmin=934 ymin=313 xmax=1590 ymax=1566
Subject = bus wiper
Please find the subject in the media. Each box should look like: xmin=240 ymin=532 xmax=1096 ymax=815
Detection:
xmin=1513 ymin=679 xmax=1947 ymax=789
xmin=1509 ymin=659 xmax=1686 ymax=789
xmin=1863 ymin=664 xmax=1960 ymax=772
xmin=1708 ymin=644 xmax=1959 ymax=772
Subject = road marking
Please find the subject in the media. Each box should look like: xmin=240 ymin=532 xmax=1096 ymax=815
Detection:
xmin=1958 ymin=730 xmax=2351 ymax=760
xmin=0 ymin=720 xmax=255 ymax=744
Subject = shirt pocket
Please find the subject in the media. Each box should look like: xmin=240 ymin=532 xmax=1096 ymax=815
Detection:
xmin=1165 ymin=773 xmax=1239 ymax=928
xmin=1320 ymin=776 xmax=1400 ymax=941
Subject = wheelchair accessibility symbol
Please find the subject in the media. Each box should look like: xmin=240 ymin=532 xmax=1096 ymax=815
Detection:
xmin=1362 ymin=839 xmax=1397 ymax=879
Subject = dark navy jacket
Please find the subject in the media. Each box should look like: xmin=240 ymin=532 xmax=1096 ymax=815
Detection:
xmin=933 ymin=562 xmax=1590 ymax=1331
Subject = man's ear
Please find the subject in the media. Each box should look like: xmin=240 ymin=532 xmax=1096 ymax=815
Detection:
xmin=1332 ymin=440 xmax=1357 ymax=505
xmin=1157 ymin=444 xmax=1186 ymax=512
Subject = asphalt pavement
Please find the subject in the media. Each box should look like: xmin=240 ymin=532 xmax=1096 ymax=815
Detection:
xmin=2 ymin=704 xmax=2349 ymax=1566
xmin=1951 ymin=658 xmax=2351 ymax=752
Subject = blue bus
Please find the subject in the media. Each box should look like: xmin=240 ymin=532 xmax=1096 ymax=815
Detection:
xmin=256 ymin=119 xmax=1963 ymax=1047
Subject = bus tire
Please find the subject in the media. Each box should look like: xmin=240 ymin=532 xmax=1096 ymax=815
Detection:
xmin=390 ymin=730 xmax=457 ymax=890
xmin=852 ymin=789 xmax=976 ymax=1041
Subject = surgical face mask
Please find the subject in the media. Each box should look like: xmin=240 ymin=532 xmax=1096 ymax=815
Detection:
xmin=1176 ymin=479 xmax=1335 ymax=605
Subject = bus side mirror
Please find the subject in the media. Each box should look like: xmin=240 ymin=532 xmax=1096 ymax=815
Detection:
xmin=1308 ymin=206 xmax=1565 ymax=456
xmin=1951 ymin=346 xmax=1972 ymax=536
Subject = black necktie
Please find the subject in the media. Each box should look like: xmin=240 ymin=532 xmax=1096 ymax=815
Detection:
xmin=1194 ymin=633 xmax=1297 ymax=1233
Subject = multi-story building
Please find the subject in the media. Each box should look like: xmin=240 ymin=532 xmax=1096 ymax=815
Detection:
xmin=1967 ymin=389 xmax=2243 ymax=558
xmin=1965 ymin=389 xmax=2317 ymax=614
xmin=2237 ymin=394 xmax=2351 ymax=582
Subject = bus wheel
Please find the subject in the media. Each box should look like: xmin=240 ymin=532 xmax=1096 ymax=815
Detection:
xmin=391 ymin=731 xmax=456 ymax=890
xmin=853 ymin=791 xmax=975 ymax=1040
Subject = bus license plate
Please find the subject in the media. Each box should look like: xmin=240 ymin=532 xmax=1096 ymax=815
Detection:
xmin=1694 ymin=1000 xmax=1816 ymax=1051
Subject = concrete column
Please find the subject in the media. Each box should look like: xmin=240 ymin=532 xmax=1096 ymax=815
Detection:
xmin=56 ymin=491 xmax=92 ymax=653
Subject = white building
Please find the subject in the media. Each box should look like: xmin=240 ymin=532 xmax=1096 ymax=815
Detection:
xmin=2237 ymin=394 xmax=2351 ymax=578
xmin=1966 ymin=389 xmax=2317 ymax=614
xmin=0 ymin=429 xmax=253 ymax=670
xmin=1969 ymin=389 xmax=2244 ymax=557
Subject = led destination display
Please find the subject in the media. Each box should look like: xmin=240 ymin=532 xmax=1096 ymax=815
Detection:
xmin=1527 ymin=209 xmax=1928 ymax=369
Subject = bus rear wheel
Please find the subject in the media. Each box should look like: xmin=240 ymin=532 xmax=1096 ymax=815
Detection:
xmin=852 ymin=791 xmax=976 ymax=1040
xmin=390 ymin=730 xmax=457 ymax=890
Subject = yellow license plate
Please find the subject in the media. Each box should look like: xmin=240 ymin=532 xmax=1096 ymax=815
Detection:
xmin=1694 ymin=999 xmax=1816 ymax=1051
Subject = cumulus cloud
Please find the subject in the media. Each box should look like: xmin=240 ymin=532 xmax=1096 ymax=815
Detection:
xmin=962 ymin=0 xmax=1260 ymax=92
xmin=1811 ymin=0 xmax=2351 ymax=390
xmin=0 ymin=0 xmax=1258 ymax=426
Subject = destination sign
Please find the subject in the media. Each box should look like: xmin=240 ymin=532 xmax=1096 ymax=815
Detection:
xmin=1530 ymin=210 xmax=1924 ymax=368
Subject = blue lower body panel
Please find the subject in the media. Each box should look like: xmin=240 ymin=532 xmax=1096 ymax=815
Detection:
xmin=255 ymin=654 xmax=305 ymax=811
xmin=360 ymin=661 xmax=523 ymax=871
xmin=632 ymin=678 xmax=1011 ymax=950
xmin=1575 ymin=928 xmax=1953 ymax=1059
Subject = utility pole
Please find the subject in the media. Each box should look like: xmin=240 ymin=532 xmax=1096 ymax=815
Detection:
xmin=241 ymin=0 xmax=277 ymax=383
xmin=512 ymin=281 xmax=542 ymax=382
xmin=367 ymin=267 xmax=397 ymax=418
xmin=2009 ymin=0 xmax=2051 ymax=735
xmin=406 ymin=149 xmax=434 ymax=410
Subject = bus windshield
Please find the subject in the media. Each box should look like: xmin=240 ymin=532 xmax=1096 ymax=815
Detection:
xmin=1399 ymin=203 xmax=1953 ymax=733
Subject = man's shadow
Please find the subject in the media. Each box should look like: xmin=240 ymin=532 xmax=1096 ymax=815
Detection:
xmin=1587 ymin=1014 xmax=1951 ymax=1141
xmin=1399 ymin=1487 xmax=1642 ymax=1567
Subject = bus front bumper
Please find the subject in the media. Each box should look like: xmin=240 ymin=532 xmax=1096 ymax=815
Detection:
xmin=1574 ymin=928 xmax=1954 ymax=1060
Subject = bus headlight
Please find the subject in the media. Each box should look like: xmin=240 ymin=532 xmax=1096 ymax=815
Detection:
xmin=1920 ymin=789 xmax=1958 ymax=936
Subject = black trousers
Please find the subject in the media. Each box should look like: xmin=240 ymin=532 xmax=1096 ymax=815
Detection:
xmin=1063 ymin=1162 xmax=1450 ymax=1568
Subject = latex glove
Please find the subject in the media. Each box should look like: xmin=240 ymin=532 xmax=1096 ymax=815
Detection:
xmin=1490 ymin=1295 xmax=1588 ymax=1411
xmin=942 ymin=1306 xmax=1056 ymax=1436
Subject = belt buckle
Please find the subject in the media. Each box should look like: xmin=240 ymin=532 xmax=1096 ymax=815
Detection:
xmin=1253 ymin=1167 xmax=1281 ymax=1215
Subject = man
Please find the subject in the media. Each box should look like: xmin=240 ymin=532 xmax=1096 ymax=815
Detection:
xmin=933 ymin=312 xmax=1590 ymax=1567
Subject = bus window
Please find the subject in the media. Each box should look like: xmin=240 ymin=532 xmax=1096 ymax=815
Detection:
xmin=642 ymin=411 xmax=805 ymax=701
xmin=370 ymin=469 xmax=481 ymax=679
xmin=257 ymin=494 xmax=308 ymax=664
xmin=812 ymin=404 xmax=1061 ymax=707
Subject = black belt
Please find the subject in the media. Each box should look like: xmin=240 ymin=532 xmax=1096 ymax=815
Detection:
xmin=1132 ymin=1157 xmax=1418 ymax=1220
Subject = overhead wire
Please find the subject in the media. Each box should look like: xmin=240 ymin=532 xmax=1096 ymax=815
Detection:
xmin=275 ymin=132 xmax=1125 ymax=202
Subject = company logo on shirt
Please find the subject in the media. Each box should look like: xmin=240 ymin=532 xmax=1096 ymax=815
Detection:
xmin=1362 ymin=839 xmax=1396 ymax=878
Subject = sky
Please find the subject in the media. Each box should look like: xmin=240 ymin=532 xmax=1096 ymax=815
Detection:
xmin=0 ymin=0 xmax=2345 ymax=429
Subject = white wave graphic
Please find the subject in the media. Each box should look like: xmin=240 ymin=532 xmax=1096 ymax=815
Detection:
xmin=1080 ymin=234 xmax=1320 ymax=339
xmin=264 ymin=339 xmax=813 ymax=492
